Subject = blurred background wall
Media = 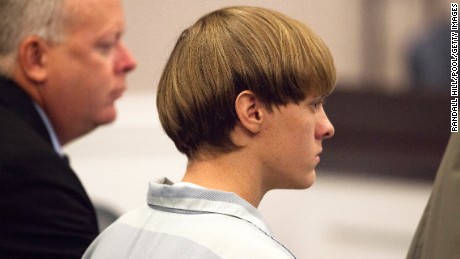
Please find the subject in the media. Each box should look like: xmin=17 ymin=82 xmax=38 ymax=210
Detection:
xmin=65 ymin=0 xmax=454 ymax=258
xmin=123 ymin=0 xmax=451 ymax=93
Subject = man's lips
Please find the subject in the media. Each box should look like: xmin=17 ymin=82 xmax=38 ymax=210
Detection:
xmin=111 ymin=87 xmax=125 ymax=100
xmin=314 ymin=150 xmax=323 ymax=164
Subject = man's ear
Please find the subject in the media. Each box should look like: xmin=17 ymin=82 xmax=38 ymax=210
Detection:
xmin=18 ymin=36 xmax=49 ymax=83
xmin=235 ymin=90 xmax=265 ymax=134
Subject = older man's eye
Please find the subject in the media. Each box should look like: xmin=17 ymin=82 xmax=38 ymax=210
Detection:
xmin=96 ymin=42 xmax=115 ymax=55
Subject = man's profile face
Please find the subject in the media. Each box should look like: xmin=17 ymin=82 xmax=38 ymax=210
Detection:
xmin=256 ymin=94 xmax=335 ymax=190
xmin=41 ymin=0 xmax=136 ymax=142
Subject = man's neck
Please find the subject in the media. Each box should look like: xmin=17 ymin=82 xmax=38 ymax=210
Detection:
xmin=183 ymin=150 xmax=266 ymax=208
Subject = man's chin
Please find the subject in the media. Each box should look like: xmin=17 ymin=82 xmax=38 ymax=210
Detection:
xmin=97 ymin=109 xmax=118 ymax=125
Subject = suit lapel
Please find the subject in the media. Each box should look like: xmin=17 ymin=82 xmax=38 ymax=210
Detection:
xmin=0 ymin=77 xmax=52 ymax=145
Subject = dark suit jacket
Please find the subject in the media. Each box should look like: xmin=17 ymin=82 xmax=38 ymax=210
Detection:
xmin=0 ymin=77 xmax=99 ymax=258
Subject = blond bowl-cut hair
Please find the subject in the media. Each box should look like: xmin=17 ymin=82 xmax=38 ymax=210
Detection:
xmin=157 ymin=6 xmax=336 ymax=159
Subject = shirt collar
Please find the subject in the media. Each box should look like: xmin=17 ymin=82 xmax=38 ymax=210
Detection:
xmin=33 ymin=103 xmax=65 ymax=157
xmin=148 ymin=177 xmax=271 ymax=234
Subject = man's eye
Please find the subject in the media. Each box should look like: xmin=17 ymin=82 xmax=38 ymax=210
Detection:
xmin=96 ymin=42 xmax=115 ymax=55
xmin=312 ymin=100 xmax=323 ymax=109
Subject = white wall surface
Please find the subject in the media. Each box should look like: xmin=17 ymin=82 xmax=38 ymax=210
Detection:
xmin=65 ymin=93 xmax=432 ymax=259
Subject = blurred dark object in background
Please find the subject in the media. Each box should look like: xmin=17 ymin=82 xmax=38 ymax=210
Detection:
xmin=94 ymin=204 xmax=120 ymax=232
xmin=407 ymin=21 xmax=450 ymax=93
xmin=320 ymin=88 xmax=451 ymax=182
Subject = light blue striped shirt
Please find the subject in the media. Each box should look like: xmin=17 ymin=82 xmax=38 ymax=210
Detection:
xmin=84 ymin=178 xmax=295 ymax=258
